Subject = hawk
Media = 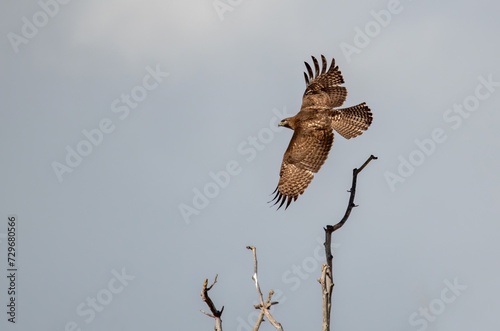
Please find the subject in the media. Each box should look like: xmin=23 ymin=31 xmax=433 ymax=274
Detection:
xmin=271 ymin=55 xmax=372 ymax=209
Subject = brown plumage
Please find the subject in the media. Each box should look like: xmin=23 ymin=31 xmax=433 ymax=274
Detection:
xmin=271 ymin=55 xmax=373 ymax=209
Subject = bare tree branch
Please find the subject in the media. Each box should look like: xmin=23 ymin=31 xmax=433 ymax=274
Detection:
xmin=246 ymin=246 xmax=284 ymax=331
xmin=321 ymin=154 xmax=377 ymax=331
xmin=330 ymin=154 xmax=378 ymax=233
xmin=200 ymin=275 xmax=224 ymax=331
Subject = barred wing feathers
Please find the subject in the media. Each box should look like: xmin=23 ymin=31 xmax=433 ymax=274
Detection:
xmin=303 ymin=55 xmax=347 ymax=108
xmin=271 ymin=128 xmax=334 ymax=209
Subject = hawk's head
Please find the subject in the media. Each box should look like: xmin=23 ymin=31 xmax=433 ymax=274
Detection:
xmin=278 ymin=118 xmax=293 ymax=129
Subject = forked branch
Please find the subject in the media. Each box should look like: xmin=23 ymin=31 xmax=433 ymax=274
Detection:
xmin=200 ymin=275 xmax=224 ymax=331
xmin=246 ymin=246 xmax=284 ymax=331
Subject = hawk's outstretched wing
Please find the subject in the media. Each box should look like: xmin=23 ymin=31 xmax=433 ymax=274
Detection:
xmin=303 ymin=55 xmax=347 ymax=108
xmin=271 ymin=127 xmax=334 ymax=209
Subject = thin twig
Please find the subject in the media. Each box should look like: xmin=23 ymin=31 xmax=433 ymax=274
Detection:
xmin=200 ymin=275 xmax=224 ymax=331
xmin=330 ymin=154 xmax=378 ymax=232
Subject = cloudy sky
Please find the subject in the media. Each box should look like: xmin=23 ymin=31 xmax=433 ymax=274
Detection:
xmin=1 ymin=0 xmax=500 ymax=330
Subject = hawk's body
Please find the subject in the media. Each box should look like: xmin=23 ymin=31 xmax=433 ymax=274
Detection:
xmin=271 ymin=55 xmax=373 ymax=209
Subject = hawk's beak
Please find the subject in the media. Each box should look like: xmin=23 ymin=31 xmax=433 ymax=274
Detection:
xmin=278 ymin=120 xmax=286 ymax=127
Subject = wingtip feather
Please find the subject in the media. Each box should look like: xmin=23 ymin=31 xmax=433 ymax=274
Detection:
xmin=304 ymin=61 xmax=313 ymax=80
xmin=311 ymin=56 xmax=320 ymax=77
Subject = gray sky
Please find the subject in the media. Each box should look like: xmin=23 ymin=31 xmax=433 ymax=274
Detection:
xmin=1 ymin=0 xmax=500 ymax=330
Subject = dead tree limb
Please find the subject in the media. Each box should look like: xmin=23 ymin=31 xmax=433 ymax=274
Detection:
xmin=200 ymin=275 xmax=224 ymax=331
xmin=246 ymin=246 xmax=284 ymax=331
xmin=321 ymin=154 xmax=377 ymax=331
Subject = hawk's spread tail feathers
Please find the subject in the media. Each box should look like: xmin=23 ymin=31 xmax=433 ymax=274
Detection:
xmin=330 ymin=103 xmax=373 ymax=139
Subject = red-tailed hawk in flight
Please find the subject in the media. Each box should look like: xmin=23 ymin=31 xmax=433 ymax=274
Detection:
xmin=271 ymin=55 xmax=372 ymax=209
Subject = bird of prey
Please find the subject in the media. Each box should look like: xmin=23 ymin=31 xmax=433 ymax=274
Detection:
xmin=271 ymin=55 xmax=372 ymax=209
